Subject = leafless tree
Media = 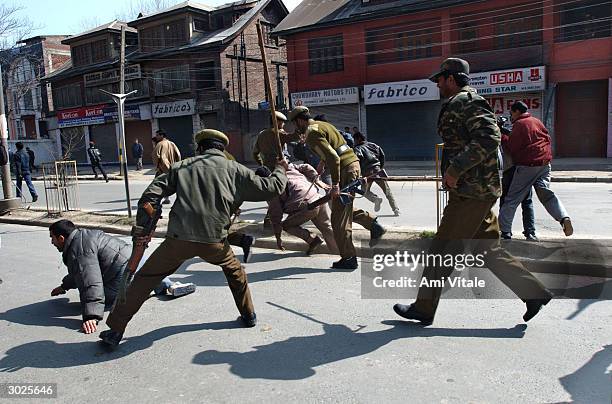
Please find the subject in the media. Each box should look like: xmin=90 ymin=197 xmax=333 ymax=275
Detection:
xmin=0 ymin=4 xmax=39 ymax=51
xmin=115 ymin=0 xmax=173 ymax=21
xmin=70 ymin=16 xmax=103 ymax=34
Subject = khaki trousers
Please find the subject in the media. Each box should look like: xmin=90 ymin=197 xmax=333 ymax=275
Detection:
xmin=282 ymin=204 xmax=338 ymax=254
xmin=106 ymin=237 xmax=254 ymax=333
xmin=331 ymin=161 xmax=375 ymax=258
xmin=414 ymin=192 xmax=551 ymax=318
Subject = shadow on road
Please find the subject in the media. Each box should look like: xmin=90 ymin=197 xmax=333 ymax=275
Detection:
xmin=0 ymin=298 xmax=83 ymax=330
xmin=557 ymin=344 xmax=612 ymax=403
xmin=0 ymin=320 xmax=241 ymax=372
xmin=192 ymin=317 xmax=526 ymax=380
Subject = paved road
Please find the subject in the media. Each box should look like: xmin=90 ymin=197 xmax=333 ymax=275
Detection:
xmin=14 ymin=179 xmax=612 ymax=239
xmin=0 ymin=224 xmax=610 ymax=403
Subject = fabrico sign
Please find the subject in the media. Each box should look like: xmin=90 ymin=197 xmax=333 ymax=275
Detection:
xmin=470 ymin=66 xmax=546 ymax=95
xmin=57 ymin=105 xmax=106 ymax=128
xmin=291 ymin=87 xmax=359 ymax=107
xmin=364 ymin=80 xmax=439 ymax=105
xmin=152 ymin=99 xmax=195 ymax=118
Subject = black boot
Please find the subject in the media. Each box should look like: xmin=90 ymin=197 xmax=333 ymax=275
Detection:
xmin=99 ymin=329 xmax=123 ymax=348
xmin=241 ymin=312 xmax=257 ymax=328
xmin=370 ymin=219 xmax=386 ymax=240
xmin=523 ymin=296 xmax=552 ymax=322
xmin=393 ymin=303 xmax=433 ymax=326
xmin=331 ymin=256 xmax=358 ymax=270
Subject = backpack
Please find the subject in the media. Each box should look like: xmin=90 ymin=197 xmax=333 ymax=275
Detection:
xmin=0 ymin=145 xmax=7 ymax=166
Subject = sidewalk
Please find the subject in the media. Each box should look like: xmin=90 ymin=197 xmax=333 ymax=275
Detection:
xmin=27 ymin=157 xmax=612 ymax=183
xmin=1 ymin=207 xmax=610 ymax=278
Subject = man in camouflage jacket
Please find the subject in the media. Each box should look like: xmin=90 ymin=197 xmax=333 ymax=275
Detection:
xmin=393 ymin=58 xmax=552 ymax=326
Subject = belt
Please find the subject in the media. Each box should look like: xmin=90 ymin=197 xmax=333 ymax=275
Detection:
xmin=521 ymin=160 xmax=550 ymax=167
xmin=335 ymin=144 xmax=351 ymax=156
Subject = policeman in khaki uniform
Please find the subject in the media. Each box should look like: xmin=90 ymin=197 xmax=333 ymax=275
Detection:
xmin=100 ymin=129 xmax=287 ymax=347
xmin=288 ymin=106 xmax=385 ymax=270
xmin=393 ymin=58 xmax=553 ymax=326
xmin=253 ymin=111 xmax=290 ymax=170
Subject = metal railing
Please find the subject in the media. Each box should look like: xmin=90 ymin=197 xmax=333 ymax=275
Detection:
xmin=435 ymin=143 xmax=448 ymax=229
xmin=42 ymin=160 xmax=80 ymax=216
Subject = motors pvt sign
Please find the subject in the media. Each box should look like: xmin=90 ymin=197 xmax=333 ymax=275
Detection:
xmin=291 ymin=87 xmax=359 ymax=107
xmin=57 ymin=105 xmax=105 ymax=128
xmin=152 ymin=99 xmax=195 ymax=118
xmin=470 ymin=66 xmax=545 ymax=95
xmin=364 ymin=80 xmax=439 ymax=105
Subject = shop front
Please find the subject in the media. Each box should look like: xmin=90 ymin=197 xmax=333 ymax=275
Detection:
xmin=290 ymin=87 xmax=360 ymax=131
xmin=152 ymin=99 xmax=196 ymax=158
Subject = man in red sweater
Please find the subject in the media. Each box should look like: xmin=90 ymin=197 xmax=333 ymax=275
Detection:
xmin=499 ymin=101 xmax=573 ymax=238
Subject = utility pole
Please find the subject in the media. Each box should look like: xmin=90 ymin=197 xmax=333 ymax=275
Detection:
xmin=100 ymin=25 xmax=134 ymax=217
xmin=0 ymin=64 xmax=20 ymax=214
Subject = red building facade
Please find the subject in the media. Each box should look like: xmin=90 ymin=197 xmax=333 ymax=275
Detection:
xmin=276 ymin=0 xmax=612 ymax=159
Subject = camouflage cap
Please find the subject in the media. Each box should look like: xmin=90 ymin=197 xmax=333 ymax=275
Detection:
xmin=194 ymin=129 xmax=229 ymax=146
xmin=288 ymin=106 xmax=309 ymax=121
xmin=428 ymin=58 xmax=470 ymax=82
xmin=275 ymin=111 xmax=288 ymax=122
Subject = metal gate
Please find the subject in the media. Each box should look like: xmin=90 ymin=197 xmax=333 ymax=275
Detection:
xmin=42 ymin=160 xmax=80 ymax=216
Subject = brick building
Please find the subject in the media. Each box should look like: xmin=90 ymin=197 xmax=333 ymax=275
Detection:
xmin=0 ymin=35 xmax=71 ymax=162
xmin=274 ymin=0 xmax=612 ymax=159
xmin=44 ymin=0 xmax=289 ymax=165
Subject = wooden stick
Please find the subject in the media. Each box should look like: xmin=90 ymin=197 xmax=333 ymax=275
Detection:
xmin=256 ymin=20 xmax=283 ymax=159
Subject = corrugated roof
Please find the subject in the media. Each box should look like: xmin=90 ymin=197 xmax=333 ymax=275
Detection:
xmin=273 ymin=0 xmax=483 ymax=36
xmin=63 ymin=20 xmax=137 ymax=44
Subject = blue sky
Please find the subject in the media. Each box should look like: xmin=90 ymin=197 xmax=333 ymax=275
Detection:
xmin=13 ymin=0 xmax=302 ymax=39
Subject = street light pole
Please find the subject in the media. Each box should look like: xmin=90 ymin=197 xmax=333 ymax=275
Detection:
xmin=99 ymin=26 xmax=135 ymax=218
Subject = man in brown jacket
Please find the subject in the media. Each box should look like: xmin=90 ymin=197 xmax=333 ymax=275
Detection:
xmin=152 ymin=129 xmax=181 ymax=204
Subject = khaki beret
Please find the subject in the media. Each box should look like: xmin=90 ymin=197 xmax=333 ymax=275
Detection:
xmin=288 ymin=106 xmax=309 ymax=121
xmin=275 ymin=111 xmax=288 ymax=121
xmin=194 ymin=129 xmax=229 ymax=146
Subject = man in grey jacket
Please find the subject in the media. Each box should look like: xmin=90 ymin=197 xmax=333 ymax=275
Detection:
xmin=49 ymin=220 xmax=195 ymax=334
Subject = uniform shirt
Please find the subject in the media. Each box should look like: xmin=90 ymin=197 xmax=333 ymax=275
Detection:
xmin=137 ymin=149 xmax=287 ymax=243
xmin=153 ymin=138 xmax=181 ymax=174
xmin=267 ymin=163 xmax=320 ymax=230
xmin=253 ymin=128 xmax=289 ymax=168
xmin=305 ymin=120 xmax=359 ymax=185
xmin=439 ymin=86 xmax=501 ymax=200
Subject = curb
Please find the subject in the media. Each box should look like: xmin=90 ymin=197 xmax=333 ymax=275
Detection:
xmin=1 ymin=213 xmax=610 ymax=278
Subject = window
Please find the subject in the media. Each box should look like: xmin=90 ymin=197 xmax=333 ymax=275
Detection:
xmin=494 ymin=7 xmax=542 ymax=49
xmin=557 ymin=0 xmax=611 ymax=42
xmin=15 ymin=120 xmax=24 ymax=139
xmin=23 ymin=89 xmax=34 ymax=110
xmin=140 ymin=25 xmax=164 ymax=52
xmin=366 ymin=20 xmax=440 ymax=65
xmin=308 ymin=35 xmax=344 ymax=74
xmin=91 ymin=40 xmax=108 ymax=63
xmin=215 ymin=15 xmax=224 ymax=29
xmin=73 ymin=44 xmax=91 ymax=66
xmin=165 ymin=19 xmax=187 ymax=47
xmin=261 ymin=22 xmax=278 ymax=46
xmin=13 ymin=93 xmax=20 ymax=113
xmin=53 ymin=84 xmax=82 ymax=109
xmin=457 ymin=23 xmax=478 ymax=54
xmin=194 ymin=18 xmax=210 ymax=32
xmin=140 ymin=19 xmax=187 ymax=52
xmin=153 ymin=65 xmax=190 ymax=94
xmin=195 ymin=61 xmax=216 ymax=89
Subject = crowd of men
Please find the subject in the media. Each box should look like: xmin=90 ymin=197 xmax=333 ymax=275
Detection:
xmin=42 ymin=57 xmax=574 ymax=349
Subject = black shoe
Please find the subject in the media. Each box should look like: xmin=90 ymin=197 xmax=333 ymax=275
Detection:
xmin=331 ymin=256 xmax=358 ymax=270
xmin=306 ymin=236 xmax=323 ymax=256
xmin=523 ymin=296 xmax=552 ymax=322
xmin=374 ymin=197 xmax=382 ymax=212
xmin=99 ymin=329 xmax=123 ymax=348
xmin=32 ymin=195 xmax=38 ymax=203
xmin=370 ymin=219 xmax=386 ymax=240
xmin=393 ymin=303 xmax=433 ymax=326
xmin=241 ymin=312 xmax=257 ymax=328
xmin=501 ymin=232 xmax=512 ymax=240
xmin=241 ymin=235 xmax=254 ymax=263
xmin=105 ymin=177 xmax=109 ymax=183
xmin=524 ymin=233 xmax=539 ymax=242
